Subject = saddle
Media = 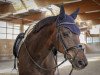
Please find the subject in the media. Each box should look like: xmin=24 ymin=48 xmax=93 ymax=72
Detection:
xmin=13 ymin=33 xmax=25 ymax=58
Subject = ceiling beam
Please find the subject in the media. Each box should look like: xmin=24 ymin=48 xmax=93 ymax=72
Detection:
xmin=10 ymin=19 xmax=31 ymax=25
xmin=0 ymin=11 xmax=46 ymax=24
xmin=79 ymin=12 xmax=100 ymax=20
xmin=0 ymin=2 xmax=15 ymax=14
xmin=64 ymin=0 xmax=100 ymax=14
xmin=92 ymin=0 xmax=100 ymax=5
xmin=80 ymin=27 xmax=88 ymax=31
xmin=34 ymin=0 xmax=78 ymax=7
xmin=86 ymin=34 xmax=100 ymax=37
xmin=20 ymin=0 xmax=27 ymax=10
xmin=0 ymin=17 xmax=31 ymax=25
xmin=94 ymin=0 xmax=100 ymax=3
xmin=9 ymin=12 xmax=45 ymax=24
xmin=92 ymin=19 xmax=100 ymax=25
xmin=0 ymin=1 xmax=11 ymax=4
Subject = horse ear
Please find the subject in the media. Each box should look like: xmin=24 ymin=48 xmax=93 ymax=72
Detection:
xmin=60 ymin=5 xmax=65 ymax=15
xmin=70 ymin=8 xmax=80 ymax=19
xmin=58 ymin=5 xmax=66 ymax=19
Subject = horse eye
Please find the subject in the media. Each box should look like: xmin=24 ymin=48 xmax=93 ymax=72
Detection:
xmin=68 ymin=31 xmax=71 ymax=34
xmin=63 ymin=32 xmax=69 ymax=37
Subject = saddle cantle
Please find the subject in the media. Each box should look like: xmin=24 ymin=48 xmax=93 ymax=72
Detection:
xmin=13 ymin=33 xmax=24 ymax=58
xmin=13 ymin=33 xmax=24 ymax=69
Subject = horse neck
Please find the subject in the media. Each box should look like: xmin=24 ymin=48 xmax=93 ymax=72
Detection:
xmin=25 ymin=23 xmax=56 ymax=63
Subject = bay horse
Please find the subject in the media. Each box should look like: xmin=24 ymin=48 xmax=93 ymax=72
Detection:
xmin=13 ymin=5 xmax=88 ymax=75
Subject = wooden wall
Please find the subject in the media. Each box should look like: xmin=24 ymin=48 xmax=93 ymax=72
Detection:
xmin=85 ymin=42 xmax=100 ymax=53
xmin=0 ymin=39 xmax=14 ymax=60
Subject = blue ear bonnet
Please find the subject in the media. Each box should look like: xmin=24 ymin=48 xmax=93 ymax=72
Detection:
xmin=56 ymin=15 xmax=80 ymax=35
xmin=56 ymin=6 xmax=80 ymax=35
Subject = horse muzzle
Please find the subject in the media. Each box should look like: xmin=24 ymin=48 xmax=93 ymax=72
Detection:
xmin=72 ymin=59 xmax=88 ymax=70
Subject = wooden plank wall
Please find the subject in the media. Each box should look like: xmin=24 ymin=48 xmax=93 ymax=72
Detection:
xmin=0 ymin=39 xmax=14 ymax=60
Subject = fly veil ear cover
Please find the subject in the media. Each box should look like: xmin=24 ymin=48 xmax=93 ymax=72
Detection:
xmin=56 ymin=5 xmax=67 ymax=25
xmin=56 ymin=5 xmax=80 ymax=35
xmin=70 ymin=8 xmax=80 ymax=19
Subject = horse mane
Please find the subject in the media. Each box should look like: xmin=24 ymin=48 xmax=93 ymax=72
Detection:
xmin=33 ymin=16 xmax=57 ymax=33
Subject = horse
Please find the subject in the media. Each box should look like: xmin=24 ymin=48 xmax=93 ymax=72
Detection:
xmin=13 ymin=5 xmax=88 ymax=75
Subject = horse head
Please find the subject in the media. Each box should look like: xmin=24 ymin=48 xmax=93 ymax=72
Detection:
xmin=52 ymin=5 xmax=88 ymax=70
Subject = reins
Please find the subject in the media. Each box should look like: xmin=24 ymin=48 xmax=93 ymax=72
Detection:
xmin=23 ymin=32 xmax=79 ymax=75
xmin=24 ymin=41 xmax=67 ymax=71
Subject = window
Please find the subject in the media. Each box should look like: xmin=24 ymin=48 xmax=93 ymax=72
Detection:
xmin=13 ymin=24 xmax=20 ymax=39
xmin=0 ymin=27 xmax=6 ymax=33
xmin=7 ymin=34 xmax=13 ymax=39
xmin=14 ymin=29 xmax=20 ymax=35
xmin=7 ymin=29 xmax=13 ymax=34
xmin=24 ymin=25 xmax=29 ymax=32
xmin=0 ymin=34 xmax=6 ymax=39
xmin=0 ymin=21 xmax=7 ymax=39
xmin=87 ymin=37 xmax=92 ymax=43
xmin=13 ymin=35 xmax=18 ymax=39
xmin=0 ymin=21 xmax=20 ymax=39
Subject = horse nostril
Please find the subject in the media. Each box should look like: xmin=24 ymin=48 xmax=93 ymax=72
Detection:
xmin=79 ymin=44 xmax=82 ymax=48
xmin=78 ymin=60 xmax=83 ymax=66
xmin=85 ymin=62 xmax=88 ymax=66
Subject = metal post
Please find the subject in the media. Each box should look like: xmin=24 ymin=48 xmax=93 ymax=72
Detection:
xmin=92 ymin=37 xmax=93 ymax=44
xmin=99 ymin=28 xmax=100 ymax=42
xmin=6 ymin=22 xmax=7 ymax=39
xmin=20 ymin=20 xmax=24 ymax=33
xmin=12 ymin=23 xmax=14 ymax=39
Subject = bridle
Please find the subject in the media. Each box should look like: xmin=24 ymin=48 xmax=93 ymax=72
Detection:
xmin=55 ymin=22 xmax=82 ymax=75
xmin=23 ymin=20 xmax=82 ymax=75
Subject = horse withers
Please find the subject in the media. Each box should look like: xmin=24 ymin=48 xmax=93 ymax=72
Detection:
xmin=13 ymin=5 xmax=88 ymax=75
